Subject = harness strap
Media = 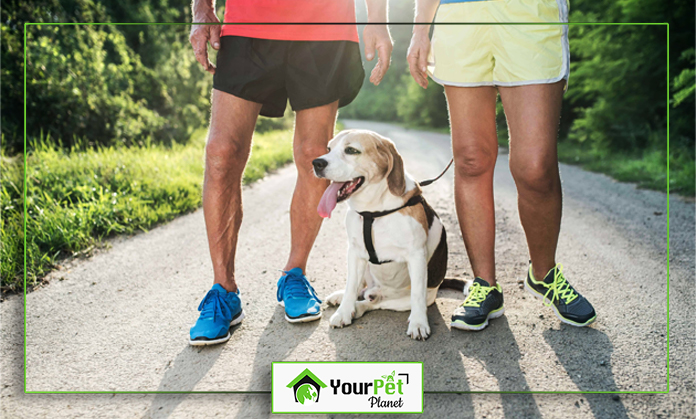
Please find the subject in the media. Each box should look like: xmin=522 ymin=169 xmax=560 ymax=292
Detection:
xmin=362 ymin=215 xmax=383 ymax=264
xmin=359 ymin=195 xmax=424 ymax=265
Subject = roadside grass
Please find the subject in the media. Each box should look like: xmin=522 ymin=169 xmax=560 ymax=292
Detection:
xmin=555 ymin=143 xmax=694 ymax=195
xmin=498 ymin=125 xmax=691 ymax=194
xmin=1 ymin=127 xmax=294 ymax=292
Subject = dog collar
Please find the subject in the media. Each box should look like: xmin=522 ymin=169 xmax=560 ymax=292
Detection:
xmin=358 ymin=195 xmax=425 ymax=265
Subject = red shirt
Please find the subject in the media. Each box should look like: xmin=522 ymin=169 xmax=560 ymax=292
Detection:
xmin=221 ymin=0 xmax=359 ymax=42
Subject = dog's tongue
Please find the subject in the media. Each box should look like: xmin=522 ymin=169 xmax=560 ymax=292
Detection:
xmin=318 ymin=182 xmax=346 ymax=218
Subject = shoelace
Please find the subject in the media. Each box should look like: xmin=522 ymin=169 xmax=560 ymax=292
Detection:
xmin=543 ymin=264 xmax=578 ymax=306
xmin=277 ymin=270 xmax=322 ymax=303
xmin=462 ymin=282 xmax=490 ymax=308
xmin=198 ymin=289 xmax=233 ymax=322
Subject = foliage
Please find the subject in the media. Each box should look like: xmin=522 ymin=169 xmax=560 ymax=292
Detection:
xmin=1 ymin=128 xmax=294 ymax=291
xmin=1 ymin=0 xmax=212 ymax=153
xmin=565 ymin=0 xmax=693 ymax=194
xmin=396 ymin=73 xmax=449 ymax=128
xmin=565 ymin=24 xmax=666 ymax=152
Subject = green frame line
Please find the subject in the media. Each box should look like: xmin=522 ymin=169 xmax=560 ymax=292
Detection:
xmin=665 ymin=23 xmax=671 ymax=393
xmin=22 ymin=21 xmax=671 ymax=395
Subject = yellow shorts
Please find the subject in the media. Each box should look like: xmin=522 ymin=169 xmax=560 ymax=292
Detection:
xmin=428 ymin=0 xmax=570 ymax=87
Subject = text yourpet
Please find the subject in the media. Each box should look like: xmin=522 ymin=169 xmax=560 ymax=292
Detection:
xmin=329 ymin=378 xmax=404 ymax=396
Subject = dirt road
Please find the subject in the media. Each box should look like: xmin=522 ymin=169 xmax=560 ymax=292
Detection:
xmin=2 ymin=120 xmax=694 ymax=418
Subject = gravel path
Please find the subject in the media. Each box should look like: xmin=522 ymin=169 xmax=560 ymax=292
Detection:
xmin=2 ymin=120 xmax=693 ymax=418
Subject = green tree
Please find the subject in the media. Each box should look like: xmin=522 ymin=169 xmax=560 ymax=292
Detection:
xmin=1 ymin=0 xmax=212 ymax=153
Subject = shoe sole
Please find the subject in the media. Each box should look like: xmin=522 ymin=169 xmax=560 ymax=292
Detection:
xmin=189 ymin=311 xmax=245 ymax=346
xmin=451 ymin=307 xmax=505 ymax=331
xmin=524 ymin=282 xmax=597 ymax=327
xmin=279 ymin=301 xmax=322 ymax=323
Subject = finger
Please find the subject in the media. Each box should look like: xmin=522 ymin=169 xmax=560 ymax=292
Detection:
xmin=194 ymin=49 xmax=208 ymax=70
xmin=210 ymin=26 xmax=221 ymax=50
xmin=369 ymin=62 xmax=382 ymax=85
xmin=408 ymin=51 xmax=427 ymax=89
xmin=206 ymin=62 xmax=216 ymax=75
xmin=417 ymin=46 xmax=428 ymax=76
xmin=370 ymin=60 xmax=384 ymax=85
xmin=377 ymin=44 xmax=391 ymax=72
xmin=192 ymin=41 xmax=210 ymax=71
xmin=364 ymin=36 xmax=376 ymax=61
xmin=407 ymin=54 xmax=418 ymax=82
xmin=371 ymin=44 xmax=392 ymax=85
xmin=416 ymin=47 xmax=429 ymax=88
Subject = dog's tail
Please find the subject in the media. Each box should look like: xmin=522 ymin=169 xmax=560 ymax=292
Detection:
xmin=441 ymin=277 xmax=469 ymax=292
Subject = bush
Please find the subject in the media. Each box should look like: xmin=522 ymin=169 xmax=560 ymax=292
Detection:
xmin=396 ymin=73 xmax=449 ymax=128
xmin=1 ymin=0 xmax=213 ymax=154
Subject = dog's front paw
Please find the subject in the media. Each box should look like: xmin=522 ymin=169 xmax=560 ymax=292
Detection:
xmin=329 ymin=307 xmax=354 ymax=328
xmin=326 ymin=290 xmax=344 ymax=306
xmin=407 ymin=315 xmax=431 ymax=340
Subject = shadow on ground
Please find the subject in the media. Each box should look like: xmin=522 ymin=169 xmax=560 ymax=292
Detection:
xmin=323 ymin=301 xmax=542 ymax=417
xmin=544 ymin=325 xmax=629 ymax=418
xmin=144 ymin=300 xmax=318 ymax=418
xmin=231 ymin=305 xmax=319 ymax=419
xmin=142 ymin=325 xmax=236 ymax=419
xmin=141 ymin=297 xmax=629 ymax=418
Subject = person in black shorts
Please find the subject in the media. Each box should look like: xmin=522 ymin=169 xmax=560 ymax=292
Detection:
xmin=188 ymin=0 xmax=392 ymax=345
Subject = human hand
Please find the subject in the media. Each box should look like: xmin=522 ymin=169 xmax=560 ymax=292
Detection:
xmin=407 ymin=30 xmax=431 ymax=89
xmin=189 ymin=10 xmax=221 ymax=74
xmin=363 ymin=25 xmax=393 ymax=86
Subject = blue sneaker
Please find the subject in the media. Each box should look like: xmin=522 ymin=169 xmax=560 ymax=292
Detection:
xmin=277 ymin=268 xmax=322 ymax=323
xmin=189 ymin=284 xmax=244 ymax=346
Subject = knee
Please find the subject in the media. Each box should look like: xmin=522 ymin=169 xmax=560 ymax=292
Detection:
xmin=510 ymin=158 xmax=559 ymax=194
xmin=453 ymin=144 xmax=497 ymax=179
xmin=205 ymin=134 xmax=249 ymax=176
xmin=294 ymin=142 xmax=329 ymax=170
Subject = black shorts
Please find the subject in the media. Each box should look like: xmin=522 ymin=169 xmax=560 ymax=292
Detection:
xmin=213 ymin=36 xmax=365 ymax=117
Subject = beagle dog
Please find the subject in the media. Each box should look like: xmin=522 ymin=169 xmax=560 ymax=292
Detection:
xmin=312 ymin=129 xmax=451 ymax=340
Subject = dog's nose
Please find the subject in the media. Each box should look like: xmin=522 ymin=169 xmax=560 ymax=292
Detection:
xmin=312 ymin=158 xmax=328 ymax=172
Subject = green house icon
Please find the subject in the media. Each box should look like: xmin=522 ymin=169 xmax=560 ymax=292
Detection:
xmin=286 ymin=368 xmax=328 ymax=404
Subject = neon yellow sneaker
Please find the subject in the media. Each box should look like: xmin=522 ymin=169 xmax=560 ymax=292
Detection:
xmin=525 ymin=263 xmax=597 ymax=327
xmin=451 ymin=278 xmax=505 ymax=331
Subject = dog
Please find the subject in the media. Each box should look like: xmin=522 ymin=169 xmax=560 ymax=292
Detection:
xmin=312 ymin=129 xmax=464 ymax=340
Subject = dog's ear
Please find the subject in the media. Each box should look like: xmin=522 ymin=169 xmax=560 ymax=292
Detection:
xmin=384 ymin=141 xmax=406 ymax=197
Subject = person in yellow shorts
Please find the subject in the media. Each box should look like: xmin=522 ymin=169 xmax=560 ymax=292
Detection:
xmin=408 ymin=0 xmax=596 ymax=331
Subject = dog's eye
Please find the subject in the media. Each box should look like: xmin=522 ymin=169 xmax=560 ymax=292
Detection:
xmin=344 ymin=146 xmax=361 ymax=155
xmin=327 ymin=147 xmax=331 ymax=152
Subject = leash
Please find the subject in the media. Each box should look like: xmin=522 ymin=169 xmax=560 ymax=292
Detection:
xmin=418 ymin=157 xmax=454 ymax=187
xmin=357 ymin=158 xmax=453 ymax=265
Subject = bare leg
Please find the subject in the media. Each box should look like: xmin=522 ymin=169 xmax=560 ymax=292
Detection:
xmin=283 ymin=101 xmax=339 ymax=272
xmin=498 ymin=81 xmax=565 ymax=281
xmin=445 ymin=86 xmax=499 ymax=285
xmin=203 ymin=90 xmax=262 ymax=292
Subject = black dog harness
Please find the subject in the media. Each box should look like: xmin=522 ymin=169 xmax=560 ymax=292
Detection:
xmin=357 ymin=158 xmax=454 ymax=265
xmin=358 ymin=195 xmax=425 ymax=265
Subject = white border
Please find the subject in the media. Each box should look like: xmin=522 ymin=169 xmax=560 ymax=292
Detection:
xmin=431 ymin=73 xmax=567 ymax=88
